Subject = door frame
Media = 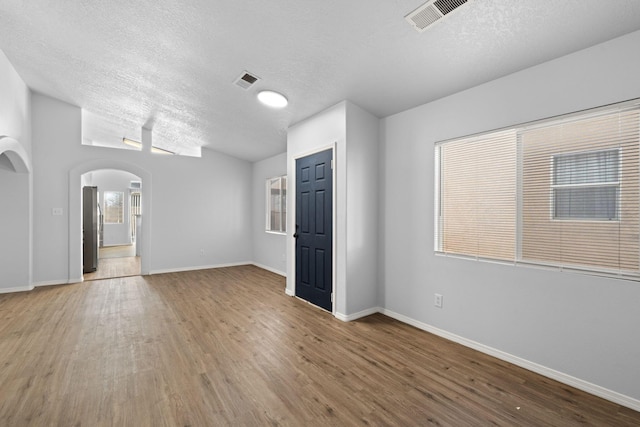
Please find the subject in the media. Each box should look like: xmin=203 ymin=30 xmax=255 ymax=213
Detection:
xmin=69 ymin=160 xmax=152 ymax=282
xmin=289 ymin=143 xmax=337 ymax=314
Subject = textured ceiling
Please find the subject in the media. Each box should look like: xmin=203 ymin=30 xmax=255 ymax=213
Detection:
xmin=1 ymin=0 xmax=640 ymax=161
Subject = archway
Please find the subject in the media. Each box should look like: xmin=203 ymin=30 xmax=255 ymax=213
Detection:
xmin=0 ymin=135 xmax=31 ymax=173
xmin=69 ymin=160 xmax=152 ymax=282
xmin=0 ymin=136 xmax=32 ymax=292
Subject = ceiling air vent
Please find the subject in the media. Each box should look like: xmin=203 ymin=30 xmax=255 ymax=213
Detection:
xmin=405 ymin=0 xmax=470 ymax=33
xmin=234 ymin=71 xmax=260 ymax=90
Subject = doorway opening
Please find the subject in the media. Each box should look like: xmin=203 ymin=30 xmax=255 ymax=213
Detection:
xmin=81 ymin=169 xmax=142 ymax=281
xmin=69 ymin=159 xmax=152 ymax=283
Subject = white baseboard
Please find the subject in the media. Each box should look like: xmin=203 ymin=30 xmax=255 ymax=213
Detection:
xmin=34 ymin=279 xmax=79 ymax=287
xmin=0 ymin=285 xmax=34 ymax=294
xmin=285 ymin=287 xmax=295 ymax=296
xmin=149 ymin=261 xmax=252 ymax=275
xmin=335 ymin=306 xmax=382 ymax=322
xmin=252 ymin=263 xmax=286 ymax=277
xmin=380 ymin=308 xmax=640 ymax=412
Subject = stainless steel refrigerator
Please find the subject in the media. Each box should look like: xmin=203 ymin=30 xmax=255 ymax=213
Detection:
xmin=83 ymin=186 xmax=99 ymax=273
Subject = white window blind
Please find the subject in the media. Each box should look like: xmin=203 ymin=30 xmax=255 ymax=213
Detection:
xmin=435 ymin=102 xmax=640 ymax=279
xmin=520 ymin=108 xmax=639 ymax=275
xmin=436 ymin=129 xmax=517 ymax=260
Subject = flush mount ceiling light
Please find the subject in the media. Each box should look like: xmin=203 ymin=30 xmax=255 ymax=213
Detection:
xmin=257 ymin=90 xmax=288 ymax=108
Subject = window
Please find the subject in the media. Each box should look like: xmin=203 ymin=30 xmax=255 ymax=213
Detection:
xmin=435 ymin=102 xmax=640 ymax=278
xmin=552 ymin=149 xmax=619 ymax=220
xmin=104 ymin=191 xmax=124 ymax=224
xmin=266 ymin=176 xmax=286 ymax=233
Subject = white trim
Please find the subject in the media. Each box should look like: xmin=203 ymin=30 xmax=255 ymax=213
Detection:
xmin=285 ymin=288 xmax=295 ymax=296
xmin=335 ymin=306 xmax=381 ymax=322
xmin=381 ymin=308 xmax=640 ymax=412
xmin=0 ymin=285 xmax=34 ymax=294
xmin=149 ymin=261 xmax=252 ymax=275
xmin=34 ymin=278 xmax=81 ymax=287
xmin=0 ymin=135 xmax=31 ymax=173
xmin=252 ymin=263 xmax=286 ymax=277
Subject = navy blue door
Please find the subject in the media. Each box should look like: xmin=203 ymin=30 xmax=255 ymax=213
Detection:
xmin=295 ymin=149 xmax=333 ymax=311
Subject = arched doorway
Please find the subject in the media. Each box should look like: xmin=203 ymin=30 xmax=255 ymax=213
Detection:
xmin=0 ymin=136 xmax=32 ymax=292
xmin=69 ymin=160 xmax=152 ymax=282
xmin=81 ymin=169 xmax=142 ymax=280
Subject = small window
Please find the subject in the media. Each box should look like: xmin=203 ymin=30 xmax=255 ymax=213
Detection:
xmin=552 ymin=149 xmax=619 ymax=220
xmin=104 ymin=191 xmax=124 ymax=224
xmin=266 ymin=176 xmax=287 ymax=233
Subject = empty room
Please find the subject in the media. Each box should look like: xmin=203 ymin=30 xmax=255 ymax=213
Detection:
xmin=1 ymin=1 xmax=640 ymax=425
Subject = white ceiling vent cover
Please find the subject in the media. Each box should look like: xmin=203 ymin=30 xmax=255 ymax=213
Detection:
xmin=234 ymin=71 xmax=260 ymax=90
xmin=405 ymin=0 xmax=470 ymax=32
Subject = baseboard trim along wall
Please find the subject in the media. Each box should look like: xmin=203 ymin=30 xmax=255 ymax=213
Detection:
xmin=0 ymin=285 xmax=34 ymax=294
xmin=380 ymin=308 xmax=640 ymax=413
xmin=33 ymin=278 xmax=83 ymax=288
xmin=252 ymin=263 xmax=286 ymax=277
xmin=149 ymin=261 xmax=252 ymax=275
xmin=335 ymin=306 xmax=382 ymax=322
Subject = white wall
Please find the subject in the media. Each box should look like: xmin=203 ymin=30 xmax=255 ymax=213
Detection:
xmin=380 ymin=30 xmax=640 ymax=406
xmin=287 ymin=101 xmax=346 ymax=313
xmin=31 ymin=92 xmax=253 ymax=284
xmin=287 ymin=101 xmax=380 ymax=318
xmin=345 ymin=102 xmax=379 ymax=315
xmin=0 ymin=50 xmax=32 ymax=292
xmin=0 ymin=51 xmax=31 ymax=155
xmin=86 ymin=169 xmax=140 ymax=246
xmin=252 ymin=153 xmax=287 ymax=275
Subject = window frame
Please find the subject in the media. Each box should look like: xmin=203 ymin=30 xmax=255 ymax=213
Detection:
xmin=266 ymin=175 xmax=287 ymax=234
xmin=434 ymin=99 xmax=640 ymax=280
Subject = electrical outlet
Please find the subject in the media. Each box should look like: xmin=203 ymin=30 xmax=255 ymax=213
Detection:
xmin=434 ymin=293 xmax=443 ymax=308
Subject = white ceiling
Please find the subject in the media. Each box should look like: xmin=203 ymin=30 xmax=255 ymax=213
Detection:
xmin=1 ymin=0 xmax=640 ymax=161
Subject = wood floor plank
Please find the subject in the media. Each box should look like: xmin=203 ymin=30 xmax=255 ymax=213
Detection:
xmin=0 ymin=265 xmax=638 ymax=426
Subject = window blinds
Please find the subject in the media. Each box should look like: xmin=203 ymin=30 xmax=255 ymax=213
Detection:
xmin=435 ymin=102 xmax=640 ymax=279
xmin=436 ymin=129 xmax=517 ymax=261
xmin=519 ymin=108 xmax=640 ymax=275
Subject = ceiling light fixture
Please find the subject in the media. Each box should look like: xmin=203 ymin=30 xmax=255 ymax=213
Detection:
xmin=257 ymin=90 xmax=288 ymax=108
xmin=124 ymin=137 xmax=174 ymax=155
xmin=151 ymin=146 xmax=174 ymax=155
xmin=123 ymin=137 xmax=142 ymax=149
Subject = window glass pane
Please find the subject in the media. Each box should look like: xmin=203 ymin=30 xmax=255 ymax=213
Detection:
xmin=266 ymin=175 xmax=287 ymax=233
xmin=554 ymin=186 xmax=618 ymax=220
xmin=270 ymin=178 xmax=281 ymax=231
xmin=104 ymin=191 xmax=124 ymax=224
xmin=554 ymin=150 xmax=618 ymax=185
xmin=281 ymin=177 xmax=287 ymax=232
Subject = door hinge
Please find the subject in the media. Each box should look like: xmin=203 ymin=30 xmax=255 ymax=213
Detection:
xmin=331 ymin=159 xmax=333 ymax=169
xmin=331 ymin=293 xmax=334 ymax=302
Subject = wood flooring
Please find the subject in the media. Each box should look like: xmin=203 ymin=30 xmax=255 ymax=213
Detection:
xmin=83 ymin=255 xmax=140 ymax=281
xmin=0 ymin=265 xmax=638 ymax=426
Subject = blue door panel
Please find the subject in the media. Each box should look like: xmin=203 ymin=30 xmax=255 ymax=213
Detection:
xmin=295 ymin=149 xmax=333 ymax=311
